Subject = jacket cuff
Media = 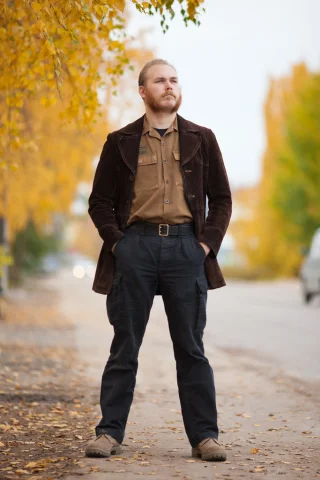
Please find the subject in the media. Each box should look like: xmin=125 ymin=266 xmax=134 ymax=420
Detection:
xmin=198 ymin=227 xmax=224 ymax=258
xmin=98 ymin=225 xmax=125 ymax=252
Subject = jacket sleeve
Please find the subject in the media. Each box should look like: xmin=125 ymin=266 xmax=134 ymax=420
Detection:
xmin=198 ymin=129 xmax=232 ymax=257
xmin=88 ymin=133 xmax=125 ymax=252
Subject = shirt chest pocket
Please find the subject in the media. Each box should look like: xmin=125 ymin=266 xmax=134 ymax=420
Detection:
xmin=134 ymin=153 xmax=159 ymax=191
xmin=173 ymin=151 xmax=183 ymax=186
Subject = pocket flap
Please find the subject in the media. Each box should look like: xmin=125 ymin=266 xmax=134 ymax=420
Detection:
xmin=173 ymin=151 xmax=180 ymax=161
xmin=196 ymin=276 xmax=208 ymax=293
xmin=138 ymin=154 xmax=157 ymax=165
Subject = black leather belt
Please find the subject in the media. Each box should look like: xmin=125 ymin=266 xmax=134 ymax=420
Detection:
xmin=126 ymin=222 xmax=194 ymax=236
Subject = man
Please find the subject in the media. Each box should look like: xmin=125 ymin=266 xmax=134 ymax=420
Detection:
xmin=85 ymin=59 xmax=232 ymax=461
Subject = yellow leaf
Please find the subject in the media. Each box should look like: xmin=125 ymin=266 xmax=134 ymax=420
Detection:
xmin=113 ymin=0 xmax=125 ymax=11
xmin=35 ymin=20 xmax=46 ymax=31
xmin=142 ymin=2 xmax=150 ymax=8
xmin=44 ymin=39 xmax=56 ymax=56
xmin=25 ymin=462 xmax=38 ymax=468
xmin=0 ymin=424 xmax=11 ymax=431
xmin=251 ymin=447 xmax=259 ymax=454
xmin=68 ymin=66 xmax=78 ymax=76
xmin=31 ymin=2 xmax=42 ymax=13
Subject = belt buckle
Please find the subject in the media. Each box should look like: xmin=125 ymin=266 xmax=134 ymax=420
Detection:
xmin=159 ymin=224 xmax=169 ymax=236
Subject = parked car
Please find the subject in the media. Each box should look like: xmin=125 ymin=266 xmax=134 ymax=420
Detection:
xmin=299 ymin=228 xmax=320 ymax=303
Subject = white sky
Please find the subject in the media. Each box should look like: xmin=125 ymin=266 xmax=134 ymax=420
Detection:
xmin=125 ymin=0 xmax=320 ymax=188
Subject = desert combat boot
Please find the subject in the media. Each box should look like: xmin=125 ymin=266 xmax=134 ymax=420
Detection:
xmin=192 ymin=437 xmax=227 ymax=461
xmin=85 ymin=433 xmax=122 ymax=458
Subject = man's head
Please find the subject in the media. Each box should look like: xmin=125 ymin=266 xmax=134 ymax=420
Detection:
xmin=138 ymin=59 xmax=182 ymax=114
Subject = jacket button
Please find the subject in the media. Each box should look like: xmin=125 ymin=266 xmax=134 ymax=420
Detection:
xmin=129 ymin=175 xmax=135 ymax=181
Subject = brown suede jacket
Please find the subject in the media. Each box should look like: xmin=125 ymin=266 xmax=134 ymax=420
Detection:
xmin=88 ymin=113 xmax=232 ymax=295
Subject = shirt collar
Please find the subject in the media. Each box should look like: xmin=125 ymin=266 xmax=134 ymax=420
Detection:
xmin=142 ymin=114 xmax=179 ymax=136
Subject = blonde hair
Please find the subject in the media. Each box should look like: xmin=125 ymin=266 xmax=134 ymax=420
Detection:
xmin=138 ymin=59 xmax=177 ymax=86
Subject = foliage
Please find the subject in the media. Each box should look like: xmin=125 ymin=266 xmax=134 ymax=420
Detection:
xmin=271 ymin=71 xmax=320 ymax=248
xmin=231 ymin=63 xmax=320 ymax=277
xmin=9 ymin=220 xmax=61 ymax=284
xmin=0 ymin=246 xmax=13 ymax=278
xmin=0 ymin=0 xmax=204 ymax=168
xmin=0 ymin=8 xmax=153 ymax=235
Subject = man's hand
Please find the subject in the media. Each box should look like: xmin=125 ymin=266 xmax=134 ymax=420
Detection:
xmin=199 ymin=242 xmax=210 ymax=257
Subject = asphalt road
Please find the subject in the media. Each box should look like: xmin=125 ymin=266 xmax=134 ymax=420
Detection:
xmin=205 ymin=279 xmax=320 ymax=382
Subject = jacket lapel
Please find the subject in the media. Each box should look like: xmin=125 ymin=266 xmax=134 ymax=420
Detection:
xmin=177 ymin=115 xmax=202 ymax=166
xmin=117 ymin=113 xmax=202 ymax=172
xmin=118 ymin=116 xmax=144 ymax=175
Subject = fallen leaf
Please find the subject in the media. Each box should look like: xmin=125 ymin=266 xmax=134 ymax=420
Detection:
xmin=0 ymin=424 xmax=11 ymax=432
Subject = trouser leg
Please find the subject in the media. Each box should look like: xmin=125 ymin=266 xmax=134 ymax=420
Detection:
xmin=95 ymin=232 xmax=158 ymax=444
xmin=159 ymin=233 xmax=219 ymax=448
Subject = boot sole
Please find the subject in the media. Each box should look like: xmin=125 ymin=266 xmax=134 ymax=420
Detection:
xmin=85 ymin=445 xmax=122 ymax=458
xmin=192 ymin=448 xmax=226 ymax=462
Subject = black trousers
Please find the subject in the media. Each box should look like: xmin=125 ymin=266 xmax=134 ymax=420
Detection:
xmin=95 ymin=222 xmax=219 ymax=448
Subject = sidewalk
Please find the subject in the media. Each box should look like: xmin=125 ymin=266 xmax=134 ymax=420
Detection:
xmin=1 ymin=271 xmax=319 ymax=480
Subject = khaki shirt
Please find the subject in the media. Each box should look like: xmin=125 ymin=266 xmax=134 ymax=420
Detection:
xmin=127 ymin=115 xmax=193 ymax=225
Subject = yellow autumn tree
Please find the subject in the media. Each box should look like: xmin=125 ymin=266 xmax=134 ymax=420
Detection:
xmin=1 ymin=12 xmax=153 ymax=240
xmin=231 ymin=63 xmax=319 ymax=278
xmin=0 ymin=0 xmax=205 ymax=169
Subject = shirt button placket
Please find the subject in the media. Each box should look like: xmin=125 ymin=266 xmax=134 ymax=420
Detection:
xmin=162 ymin=139 xmax=168 ymax=210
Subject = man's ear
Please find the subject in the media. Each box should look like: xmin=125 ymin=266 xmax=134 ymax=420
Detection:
xmin=139 ymin=85 xmax=145 ymax=100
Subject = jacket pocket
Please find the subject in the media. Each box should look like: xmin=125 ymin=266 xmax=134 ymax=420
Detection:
xmin=173 ymin=151 xmax=180 ymax=161
xmin=193 ymin=237 xmax=206 ymax=260
xmin=112 ymin=235 xmax=127 ymax=256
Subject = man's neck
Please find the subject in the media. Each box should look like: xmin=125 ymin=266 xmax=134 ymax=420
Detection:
xmin=145 ymin=109 xmax=177 ymax=129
